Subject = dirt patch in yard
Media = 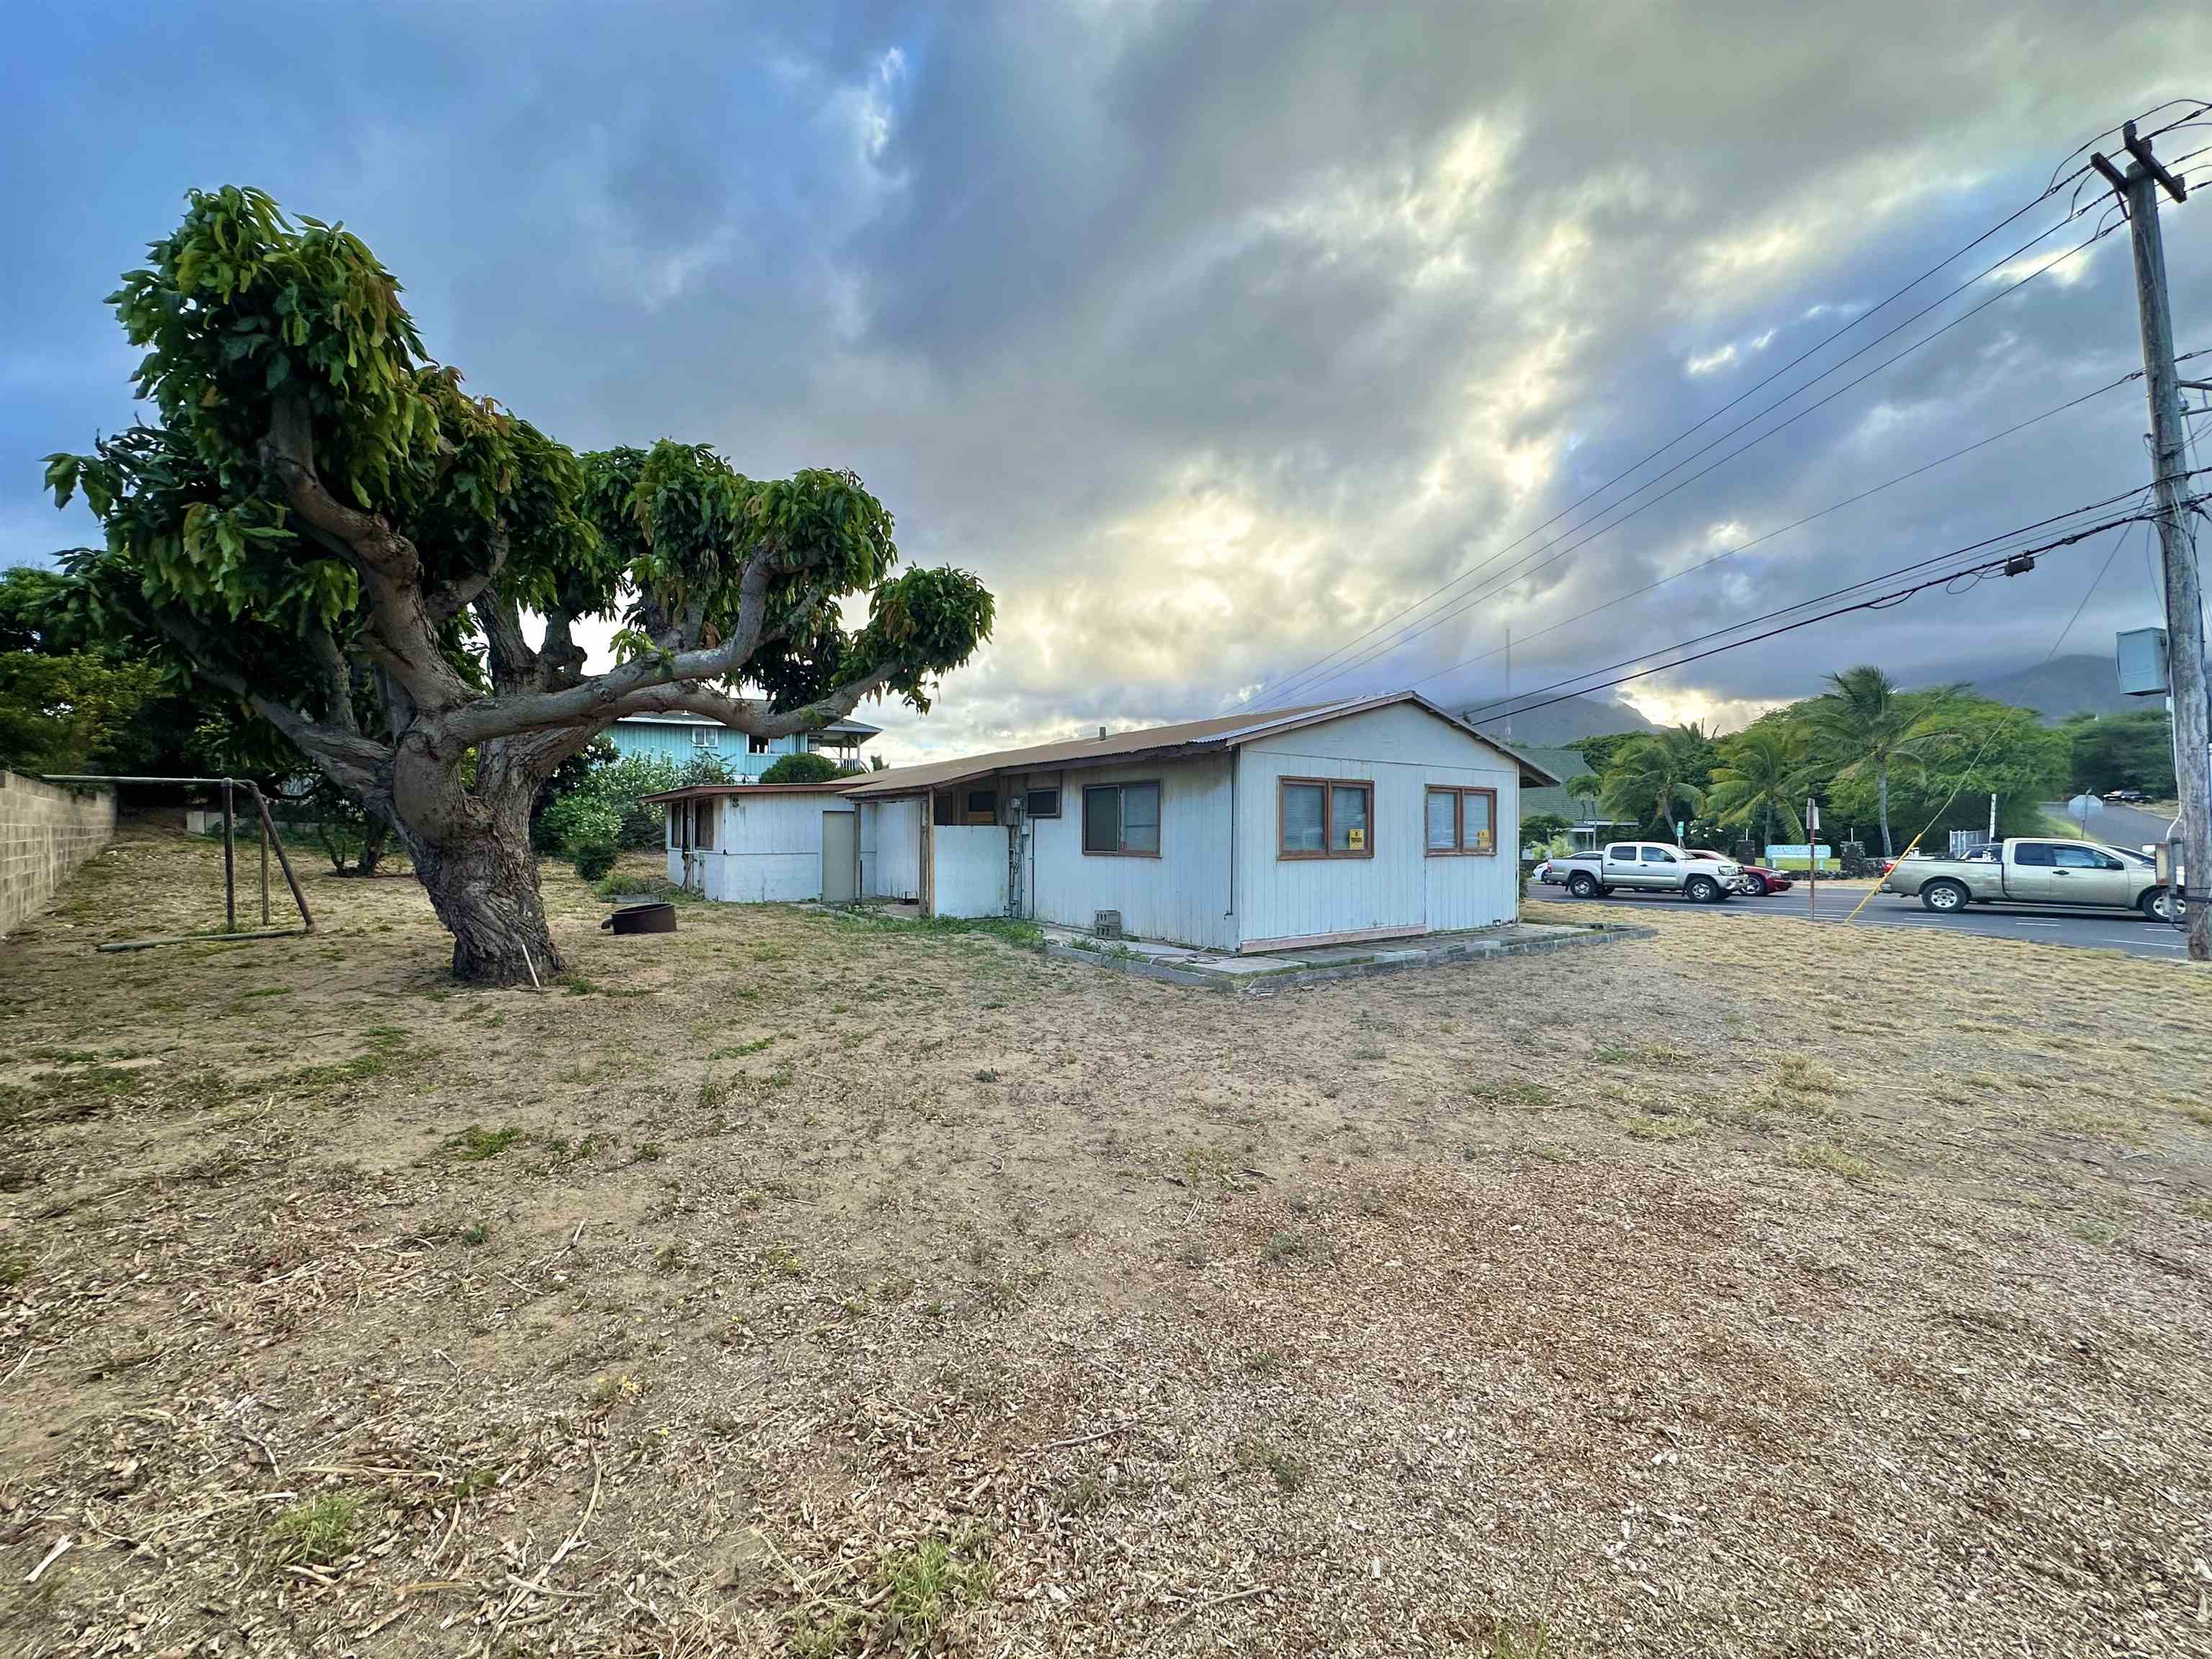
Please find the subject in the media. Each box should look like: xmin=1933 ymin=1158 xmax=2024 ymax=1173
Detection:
xmin=1 ymin=829 xmax=2208 ymax=1656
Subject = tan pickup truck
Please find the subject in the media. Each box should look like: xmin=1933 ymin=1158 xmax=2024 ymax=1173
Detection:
xmin=1881 ymin=837 xmax=2178 ymax=920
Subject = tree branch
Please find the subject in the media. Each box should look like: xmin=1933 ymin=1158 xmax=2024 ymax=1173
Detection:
xmin=258 ymin=389 xmax=476 ymax=717
xmin=608 ymin=667 xmax=913 ymax=740
xmin=305 ymin=627 xmax=359 ymax=737
xmin=150 ymin=611 xmax=390 ymax=796
xmin=428 ymin=523 xmax=510 ymax=622
xmin=538 ymin=608 xmax=589 ymax=692
xmin=472 ymin=590 xmax=538 ymax=694
xmin=436 ymin=557 xmax=783 ymax=745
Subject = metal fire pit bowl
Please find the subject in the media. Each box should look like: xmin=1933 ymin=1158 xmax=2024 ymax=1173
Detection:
xmin=601 ymin=902 xmax=678 ymax=936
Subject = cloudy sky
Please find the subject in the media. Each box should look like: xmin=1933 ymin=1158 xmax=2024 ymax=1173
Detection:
xmin=4 ymin=1 xmax=2210 ymax=761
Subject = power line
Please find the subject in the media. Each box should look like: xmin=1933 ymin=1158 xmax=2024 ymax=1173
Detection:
xmin=2047 ymin=99 xmax=2210 ymax=192
xmin=1835 ymin=505 xmax=2158 ymax=918
xmin=1460 ymin=488 xmax=2161 ymax=726
xmin=1276 ymin=217 xmax=2123 ymax=702
xmin=1465 ymin=482 xmax=2206 ymax=729
xmin=1405 ymin=368 xmax=2148 ymax=693
xmin=1470 ymin=513 xmax=2161 ymax=729
xmin=1258 ymin=100 xmax=2211 ymax=710
xmin=1254 ymin=176 xmax=2116 ymax=704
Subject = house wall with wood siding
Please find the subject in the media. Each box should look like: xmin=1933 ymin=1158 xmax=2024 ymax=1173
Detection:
xmin=665 ymin=793 xmax=841 ymax=902
xmin=930 ymin=824 xmax=1007 ymax=918
xmin=1027 ymin=755 xmax=1236 ymax=950
xmin=1233 ymin=703 xmax=1519 ymax=949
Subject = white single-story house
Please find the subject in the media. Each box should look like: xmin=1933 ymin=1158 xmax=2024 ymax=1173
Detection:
xmin=642 ymin=692 xmax=1558 ymax=953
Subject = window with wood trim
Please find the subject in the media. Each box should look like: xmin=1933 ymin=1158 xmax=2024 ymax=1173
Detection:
xmin=1279 ymin=778 xmax=1374 ymax=859
xmin=1082 ymin=781 xmax=1161 ymax=855
xmin=1424 ymin=786 xmax=1496 ymax=855
xmin=693 ymin=799 xmax=716 ymax=850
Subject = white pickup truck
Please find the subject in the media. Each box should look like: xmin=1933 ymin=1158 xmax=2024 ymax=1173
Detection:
xmin=1554 ymin=841 xmax=1741 ymax=904
xmin=1881 ymin=837 xmax=2177 ymax=920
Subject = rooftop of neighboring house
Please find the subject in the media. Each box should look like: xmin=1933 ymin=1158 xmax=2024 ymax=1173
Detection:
xmin=613 ymin=711 xmax=883 ymax=738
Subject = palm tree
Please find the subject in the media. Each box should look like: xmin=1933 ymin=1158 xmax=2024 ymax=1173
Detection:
xmin=1707 ymin=724 xmax=1811 ymax=853
xmin=1599 ymin=726 xmax=1709 ymax=837
xmin=1802 ymin=665 xmax=1958 ymax=857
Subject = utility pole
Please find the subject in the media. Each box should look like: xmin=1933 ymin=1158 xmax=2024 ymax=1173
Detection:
xmin=2093 ymin=123 xmax=2211 ymax=958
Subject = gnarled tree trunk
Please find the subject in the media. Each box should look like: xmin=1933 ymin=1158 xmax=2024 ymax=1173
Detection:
xmin=387 ymin=746 xmax=567 ymax=986
xmin=402 ymin=809 xmax=561 ymax=985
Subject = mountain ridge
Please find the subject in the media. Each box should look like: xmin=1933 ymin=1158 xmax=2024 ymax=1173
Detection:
xmin=1463 ymin=693 xmax=1662 ymax=747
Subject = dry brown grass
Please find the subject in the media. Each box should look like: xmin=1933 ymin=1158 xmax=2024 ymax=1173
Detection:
xmin=0 ymin=827 xmax=2208 ymax=1655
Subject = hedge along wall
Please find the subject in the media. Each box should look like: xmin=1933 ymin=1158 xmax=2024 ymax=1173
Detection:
xmin=1 ymin=770 xmax=115 ymax=937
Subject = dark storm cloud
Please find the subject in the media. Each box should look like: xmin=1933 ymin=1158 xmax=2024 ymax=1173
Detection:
xmin=4 ymin=0 xmax=2208 ymax=758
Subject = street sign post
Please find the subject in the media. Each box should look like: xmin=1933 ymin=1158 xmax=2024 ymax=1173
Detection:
xmin=1807 ymin=799 xmax=1820 ymax=918
xmin=2068 ymin=793 xmax=2105 ymax=835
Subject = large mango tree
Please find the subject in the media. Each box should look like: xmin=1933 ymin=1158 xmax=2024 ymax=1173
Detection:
xmin=46 ymin=188 xmax=992 ymax=983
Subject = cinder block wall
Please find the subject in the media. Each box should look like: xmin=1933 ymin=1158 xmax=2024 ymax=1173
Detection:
xmin=1 ymin=770 xmax=116 ymax=938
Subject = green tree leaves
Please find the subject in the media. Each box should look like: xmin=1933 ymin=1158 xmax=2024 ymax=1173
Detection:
xmin=757 ymin=751 xmax=847 ymax=784
xmin=1597 ymin=724 xmax=1712 ymax=832
xmin=35 ymin=185 xmax=997 ymax=978
xmin=1707 ymin=724 xmax=1812 ymax=842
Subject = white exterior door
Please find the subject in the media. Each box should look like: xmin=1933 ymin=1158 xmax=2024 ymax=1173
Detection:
xmin=822 ymin=811 xmax=858 ymax=905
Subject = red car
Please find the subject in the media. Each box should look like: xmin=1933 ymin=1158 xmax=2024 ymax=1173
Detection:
xmin=1690 ymin=851 xmax=1794 ymax=896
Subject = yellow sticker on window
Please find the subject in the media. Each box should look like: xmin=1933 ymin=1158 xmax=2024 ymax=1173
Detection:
xmin=1349 ymin=827 xmax=1364 ymax=849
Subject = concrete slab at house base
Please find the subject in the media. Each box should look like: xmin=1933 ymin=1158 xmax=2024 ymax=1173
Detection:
xmin=1039 ymin=919 xmax=1650 ymax=990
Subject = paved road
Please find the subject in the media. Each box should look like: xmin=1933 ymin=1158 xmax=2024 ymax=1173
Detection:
xmin=1544 ymin=884 xmax=2191 ymax=961
xmin=2041 ymin=799 xmax=2182 ymax=849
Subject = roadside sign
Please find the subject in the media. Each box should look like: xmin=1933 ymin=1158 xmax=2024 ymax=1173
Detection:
xmin=2068 ymin=793 xmax=2105 ymax=833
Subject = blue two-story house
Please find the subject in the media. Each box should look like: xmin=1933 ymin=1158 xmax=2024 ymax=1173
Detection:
xmin=606 ymin=712 xmax=882 ymax=778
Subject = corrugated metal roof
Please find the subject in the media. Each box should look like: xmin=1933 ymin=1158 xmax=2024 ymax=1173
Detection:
xmin=839 ymin=691 xmax=1560 ymax=797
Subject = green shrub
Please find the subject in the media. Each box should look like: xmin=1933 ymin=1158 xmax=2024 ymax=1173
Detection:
xmin=539 ymin=793 xmax=621 ymax=856
xmin=757 ymin=751 xmax=845 ymax=785
xmin=572 ymin=837 xmax=619 ymax=882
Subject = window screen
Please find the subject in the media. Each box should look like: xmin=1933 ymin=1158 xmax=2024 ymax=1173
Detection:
xmin=1025 ymin=787 xmax=1061 ymax=819
xmin=1330 ymin=786 xmax=1369 ymax=853
xmin=1082 ymin=786 xmax=1117 ymax=853
xmin=1461 ymin=791 xmax=1494 ymax=853
xmin=1426 ymin=789 xmax=1458 ymax=851
xmin=1121 ymin=783 xmax=1160 ymax=854
xmin=1281 ymin=783 xmax=1326 ymax=855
